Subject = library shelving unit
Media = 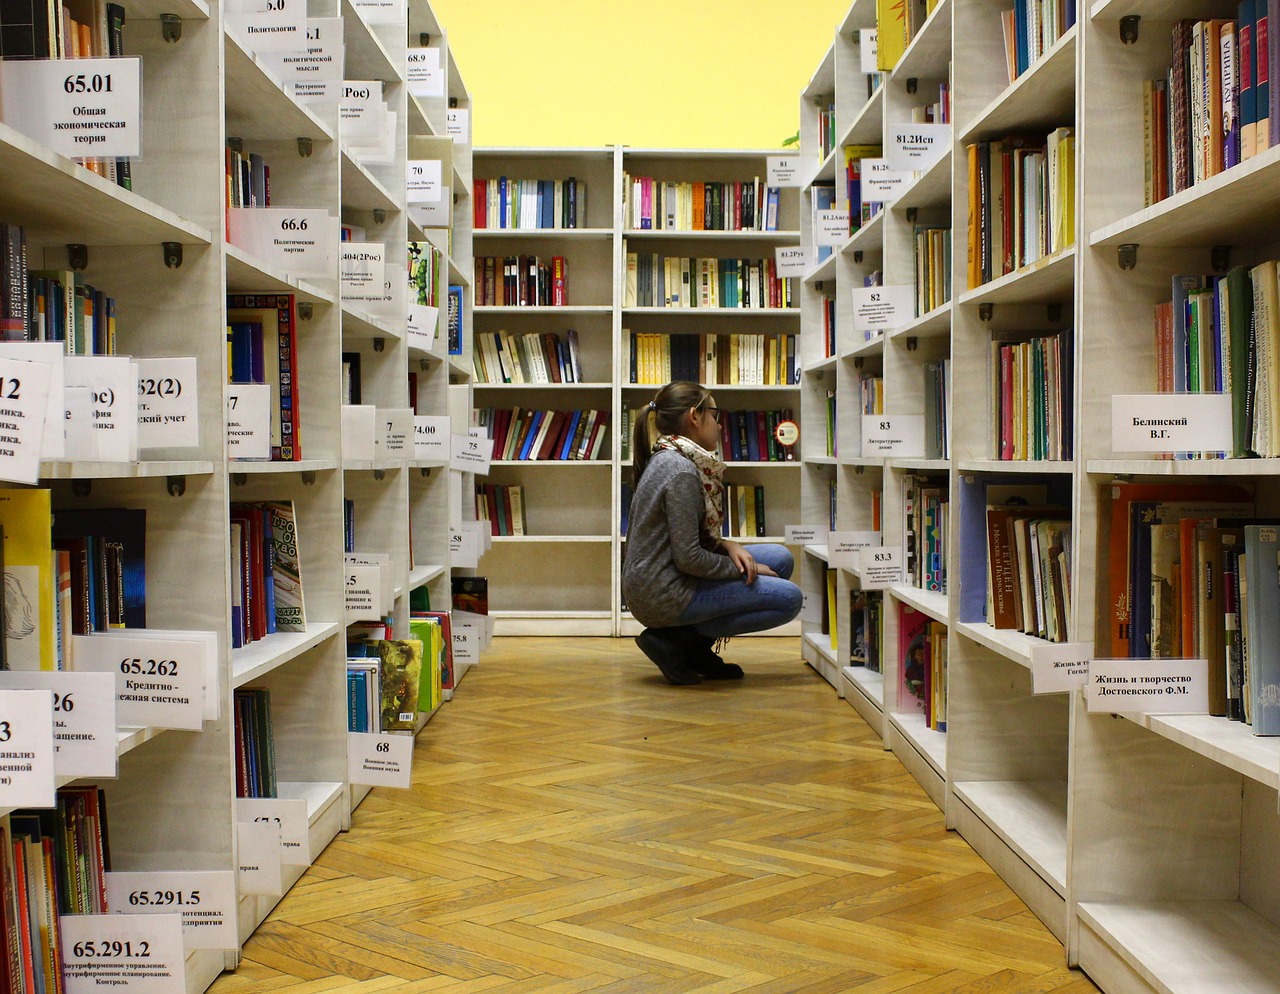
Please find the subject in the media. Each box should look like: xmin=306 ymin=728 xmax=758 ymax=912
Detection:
xmin=467 ymin=147 xmax=802 ymax=637
xmin=1068 ymin=5 xmax=1280 ymax=993
xmin=617 ymin=147 xmax=804 ymax=639
xmin=470 ymin=147 xmax=616 ymax=635
xmin=0 ymin=0 xmax=469 ymax=987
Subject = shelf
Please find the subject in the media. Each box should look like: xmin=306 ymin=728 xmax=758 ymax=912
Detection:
xmin=890 ymin=584 xmax=948 ymax=624
xmin=622 ymin=307 xmax=800 ymax=318
xmin=806 ymin=454 xmax=838 ymax=466
xmin=1077 ymin=900 xmax=1280 ymax=993
xmin=954 ymin=621 xmax=1051 ymax=669
xmin=409 ymin=564 xmax=446 ymax=589
xmin=841 ymin=210 xmax=884 ymax=259
xmin=958 ymin=26 xmax=1078 ymax=145
xmin=842 ymin=456 xmax=887 ymax=468
xmin=231 ymin=622 xmax=342 ymax=687
xmin=838 ymin=85 xmax=884 ymax=150
xmin=887 ymin=709 xmax=947 ymax=778
xmin=487 ymin=459 xmax=609 ymax=468
xmin=342 ymin=458 xmax=404 ymax=472
xmin=1128 ymin=713 xmax=1280 ymax=791
xmin=341 ymin=0 xmax=399 ymax=81
xmin=889 ymin=300 xmax=952 ymax=340
xmin=342 ymin=303 xmax=402 ymax=341
xmin=131 ymin=0 xmax=208 ymax=16
xmin=225 ymin=243 xmax=336 ymax=305
xmin=475 ymin=305 xmax=612 ymax=315
xmin=886 ymin=457 xmax=950 ymax=472
xmin=0 ymin=123 xmax=213 ymax=248
xmin=951 ymin=780 xmax=1068 ymax=898
xmin=229 ymin=458 xmax=340 ymax=474
xmin=841 ymin=665 xmax=885 ymax=711
xmin=475 ymin=227 xmax=614 ymax=240
xmin=408 ymin=459 xmax=449 ymax=470
xmin=223 ymin=30 xmax=334 ymax=144
xmin=803 ymin=41 xmax=836 ymax=100
xmin=957 ymin=245 xmax=1076 ymax=306
xmin=807 ymin=147 xmax=838 ymax=188
xmin=893 ymin=146 xmax=953 ymax=211
xmin=623 ymin=229 xmax=801 ymax=242
xmin=1085 ymin=458 xmax=1280 ymax=477
xmin=842 ymin=334 xmax=885 ymax=360
xmin=1089 ymin=0 xmax=1231 ymax=18
xmin=803 ymin=543 xmax=829 ymax=563
xmin=39 ymin=460 xmax=216 ymax=481
xmin=341 ymin=148 xmax=403 ymax=214
xmin=956 ymin=459 xmax=1075 ymax=475
xmin=721 ymin=461 xmax=800 ymax=469
xmin=490 ymin=610 xmax=615 ymax=637
xmin=802 ymin=631 xmax=842 ymax=692
xmin=490 ymin=535 xmax=612 ymax=543
xmin=475 ymin=381 xmax=613 ymax=391
xmin=804 ymin=631 xmax=836 ymax=664
xmin=1090 ymin=143 xmax=1280 ymax=249
xmin=890 ymin=0 xmax=953 ymax=85
xmin=806 ymin=354 xmax=839 ymax=374
xmin=803 ymin=251 xmax=837 ymax=286
xmin=623 ymin=382 xmax=799 ymax=392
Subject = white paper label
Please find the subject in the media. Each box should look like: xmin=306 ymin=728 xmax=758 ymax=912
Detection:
xmin=887 ymin=123 xmax=951 ymax=172
xmin=406 ymin=47 xmax=444 ymax=97
xmin=859 ymin=547 xmax=903 ymax=589
xmin=236 ymin=797 xmax=311 ymax=864
xmin=0 ymin=672 xmax=115 ymax=779
xmin=446 ymin=108 xmax=469 ymax=143
xmin=413 ymin=415 xmax=449 ymax=460
xmin=451 ymin=433 xmax=493 ymax=474
xmin=406 ymin=159 xmax=444 ymax=203
xmin=861 ymin=414 xmax=925 ymax=457
xmin=105 ymin=871 xmax=237 ymax=951
xmin=339 ymin=242 xmax=386 ymax=303
xmin=1085 ymin=657 xmax=1210 ymax=714
xmin=345 ymin=564 xmax=384 ymax=622
xmin=0 ymin=355 xmax=51 ymax=483
xmin=224 ymin=0 xmax=306 ymax=51
xmin=860 ymin=28 xmax=878 ymax=74
xmin=767 ymin=155 xmax=803 ymax=187
xmin=60 ymin=913 xmax=186 ymax=994
xmin=345 ymin=553 xmax=392 ymax=614
xmin=785 ymin=524 xmax=826 ymax=544
xmin=351 ymin=0 xmax=402 ymax=25
xmin=800 ymin=590 xmax=823 ymax=623
xmin=257 ymin=17 xmax=344 ymax=102
xmin=448 ymin=527 xmax=479 ymax=569
xmin=0 ymin=689 xmax=54 ymax=807
xmin=92 ymin=628 xmax=219 ymax=722
xmin=861 ymin=157 xmax=911 ymax=203
xmin=347 ymin=731 xmax=413 ymax=787
xmin=339 ymin=79 xmax=385 ymax=137
xmin=226 ymin=383 xmax=272 ymax=460
xmin=72 ymin=633 xmax=205 ymax=730
xmin=64 ymin=355 xmax=137 ymax=462
xmin=814 ymin=207 xmax=848 ymax=247
xmin=135 ymin=356 xmax=199 ymax=449
xmin=0 ymin=344 xmax=61 ymax=461
xmin=1111 ymin=393 xmax=1234 ymax=453
xmin=775 ymin=245 xmax=812 ymax=277
xmin=451 ymin=619 xmax=479 ymax=664
xmin=408 ymin=195 xmax=451 ymax=230
xmin=236 ymin=819 xmax=283 ymax=895
xmin=1030 ymin=642 xmax=1093 ymax=694
xmin=381 ymin=408 xmax=412 ymax=457
xmin=828 ymin=531 xmax=881 ymax=570
xmin=0 ymin=57 xmax=142 ymax=158
xmin=851 ymin=285 xmax=914 ymax=332
xmin=407 ymin=303 xmax=439 ymax=352
xmin=226 ymin=207 xmax=335 ymax=278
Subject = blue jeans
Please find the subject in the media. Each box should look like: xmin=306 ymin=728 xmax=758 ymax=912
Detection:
xmin=675 ymin=544 xmax=803 ymax=639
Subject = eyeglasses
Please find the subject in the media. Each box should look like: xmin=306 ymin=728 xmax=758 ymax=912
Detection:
xmin=704 ymin=406 xmax=721 ymax=423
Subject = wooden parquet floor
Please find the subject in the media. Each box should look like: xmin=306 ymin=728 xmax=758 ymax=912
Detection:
xmin=212 ymin=637 xmax=1100 ymax=994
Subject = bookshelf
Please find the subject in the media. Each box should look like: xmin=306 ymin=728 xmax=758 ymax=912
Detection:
xmin=800 ymin=0 xmax=1280 ymax=989
xmin=0 ymin=0 xmax=470 ymax=987
xmin=467 ymin=147 xmax=803 ymax=636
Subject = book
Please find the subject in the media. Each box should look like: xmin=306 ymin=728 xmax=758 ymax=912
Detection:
xmin=0 ymin=489 xmax=55 ymax=669
xmin=376 ymin=639 xmax=423 ymax=731
xmin=226 ymin=294 xmax=301 ymax=461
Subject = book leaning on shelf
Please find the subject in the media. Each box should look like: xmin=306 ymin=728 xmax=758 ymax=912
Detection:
xmin=621 ymin=176 xmax=781 ymax=232
xmin=4 ymin=786 xmax=112 ymax=994
xmin=227 ymin=293 xmax=301 ymax=461
xmin=234 ymin=687 xmax=277 ymax=798
xmin=844 ymin=146 xmax=883 ymax=234
xmin=474 ymin=407 xmax=608 ymax=462
xmin=623 ymin=253 xmax=794 ymax=309
xmin=984 ymin=490 xmax=1072 ymax=643
xmin=997 ymin=0 xmax=1077 ymax=84
xmin=876 ymin=0 xmax=941 ymax=71
xmin=476 ymin=483 xmax=526 ymax=536
xmin=850 ymin=590 xmax=884 ymax=672
xmin=228 ymin=500 xmax=306 ymax=650
xmin=897 ymin=603 xmax=947 ymax=730
xmin=0 ymin=0 xmax=131 ymax=187
xmin=914 ymin=225 xmax=951 ymax=315
xmin=627 ymin=331 xmax=798 ymax=385
xmin=474 ymin=177 xmax=586 ymax=230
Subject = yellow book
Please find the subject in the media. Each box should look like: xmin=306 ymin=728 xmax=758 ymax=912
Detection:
xmin=0 ymin=489 xmax=55 ymax=670
xmin=876 ymin=0 xmax=909 ymax=71
xmin=826 ymin=570 xmax=838 ymax=651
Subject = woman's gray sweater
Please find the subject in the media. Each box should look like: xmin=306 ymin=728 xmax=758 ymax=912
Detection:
xmin=621 ymin=448 xmax=742 ymax=628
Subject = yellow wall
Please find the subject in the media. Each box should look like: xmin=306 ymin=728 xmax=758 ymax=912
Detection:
xmin=430 ymin=0 xmax=850 ymax=150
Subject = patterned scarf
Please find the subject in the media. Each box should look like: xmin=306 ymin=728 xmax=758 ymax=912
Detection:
xmin=654 ymin=434 xmax=725 ymax=544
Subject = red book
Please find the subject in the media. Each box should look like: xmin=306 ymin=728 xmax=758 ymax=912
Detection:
xmin=551 ymin=256 xmax=567 ymax=306
xmin=537 ymin=411 xmax=568 ymax=460
xmin=474 ymin=178 xmax=487 ymax=228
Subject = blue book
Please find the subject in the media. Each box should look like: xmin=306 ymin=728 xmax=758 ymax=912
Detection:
xmin=498 ymin=176 xmax=509 ymax=229
xmin=1014 ymin=0 xmax=1029 ymax=77
xmin=1246 ymin=525 xmax=1280 ymax=733
xmin=1240 ymin=1 xmax=1258 ymax=157
xmin=558 ymin=411 xmax=582 ymax=460
xmin=518 ymin=410 xmax=544 ymax=460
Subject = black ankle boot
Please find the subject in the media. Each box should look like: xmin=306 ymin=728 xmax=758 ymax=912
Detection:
xmin=667 ymin=627 xmax=744 ymax=680
xmin=635 ymin=628 xmax=701 ymax=685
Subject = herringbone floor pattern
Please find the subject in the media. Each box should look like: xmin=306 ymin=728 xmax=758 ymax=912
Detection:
xmin=212 ymin=637 xmax=1100 ymax=994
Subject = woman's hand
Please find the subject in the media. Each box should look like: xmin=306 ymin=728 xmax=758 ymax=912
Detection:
xmin=721 ymin=540 xmax=768 ymax=585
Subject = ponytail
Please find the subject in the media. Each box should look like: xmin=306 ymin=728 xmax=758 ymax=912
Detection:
xmin=631 ymin=380 xmax=710 ymax=488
